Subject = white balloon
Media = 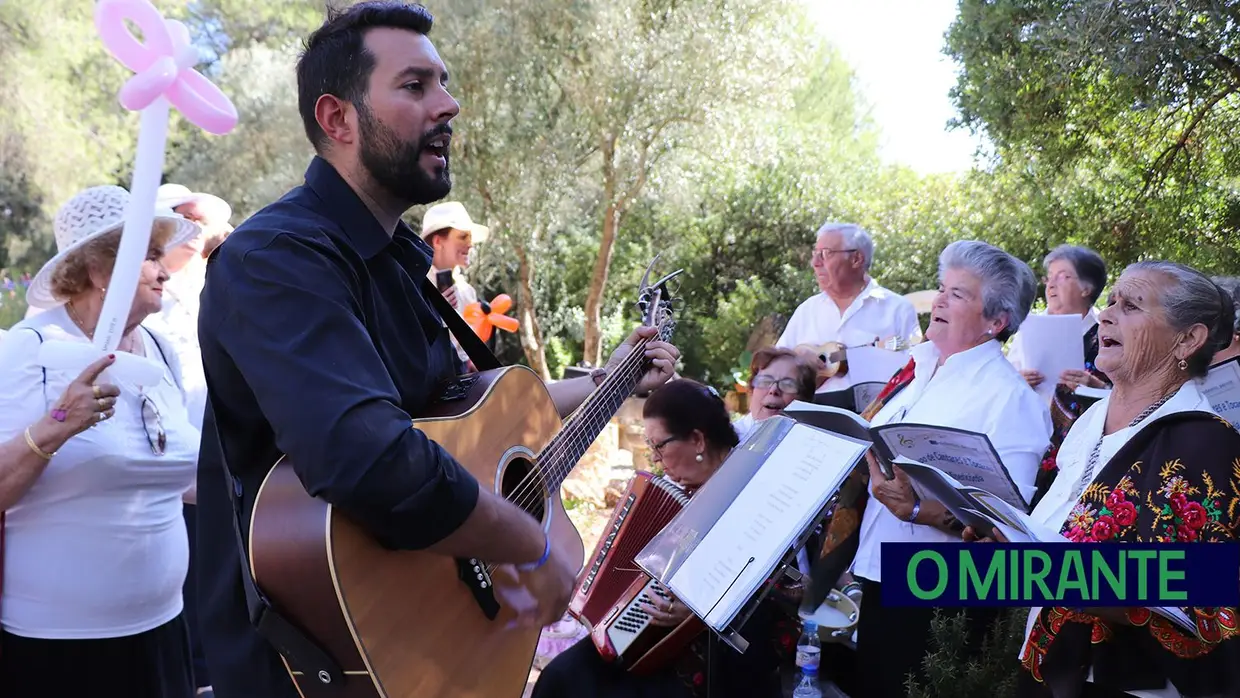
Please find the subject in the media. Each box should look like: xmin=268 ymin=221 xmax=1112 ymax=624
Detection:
xmin=92 ymin=97 xmax=170 ymax=353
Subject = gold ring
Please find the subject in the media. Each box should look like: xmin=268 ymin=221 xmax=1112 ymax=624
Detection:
xmin=93 ymin=384 xmax=102 ymax=399
xmin=97 ymin=398 xmax=107 ymax=410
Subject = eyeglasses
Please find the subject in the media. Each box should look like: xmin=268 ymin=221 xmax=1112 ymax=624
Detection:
xmin=751 ymin=374 xmax=800 ymax=393
xmin=812 ymin=248 xmax=857 ymax=263
xmin=644 ymin=435 xmax=681 ymax=459
xmin=140 ymin=394 xmax=167 ymax=456
xmin=1041 ymin=271 xmax=1078 ymax=285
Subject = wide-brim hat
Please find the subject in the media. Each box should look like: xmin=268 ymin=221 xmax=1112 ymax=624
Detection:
xmin=420 ymin=201 xmax=489 ymax=243
xmin=26 ymin=185 xmax=202 ymax=309
xmin=156 ymin=182 xmax=233 ymax=226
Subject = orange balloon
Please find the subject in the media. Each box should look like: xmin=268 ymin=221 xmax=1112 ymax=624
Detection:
xmin=490 ymin=294 xmax=513 ymax=315
xmin=459 ymin=296 xmax=519 ymax=342
xmin=490 ymin=314 xmax=519 ymax=333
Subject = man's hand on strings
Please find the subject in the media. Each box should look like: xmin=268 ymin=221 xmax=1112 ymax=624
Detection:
xmin=605 ymin=326 xmax=679 ymax=394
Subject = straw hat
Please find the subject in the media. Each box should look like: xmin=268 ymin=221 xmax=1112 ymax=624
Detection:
xmin=26 ymin=185 xmax=201 ymax=309
xmin=155 ymin=183 xmax=233 ymax=225
xmin=420 ymin=201 xmax=489 ymax=243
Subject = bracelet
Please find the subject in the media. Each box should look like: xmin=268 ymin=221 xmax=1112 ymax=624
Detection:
xmin=590 ymin=368 xmax=608 ymax=386
xmin=23 ymin=427 xmax=55 ymax=461
xmin=517 ymin=533 xmax=552 ymax=572
xmin=905 ymin=494 xmax=921 ymax=523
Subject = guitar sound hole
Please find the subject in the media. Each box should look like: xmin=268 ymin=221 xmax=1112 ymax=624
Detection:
xmin=500 ymin=457 xmax=547 ymax=523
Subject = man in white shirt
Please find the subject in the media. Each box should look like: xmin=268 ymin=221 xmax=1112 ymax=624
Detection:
xmin=421 ymin=201 xmax=487 ymax=366
xmin=776 ymin=221 xmax=922 ymax=393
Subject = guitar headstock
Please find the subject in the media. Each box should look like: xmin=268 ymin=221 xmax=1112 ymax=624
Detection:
xmin=636 ymin=254 xmax=683 ymax=342
xmin=875 ymin=335 xmax=912 ymax=352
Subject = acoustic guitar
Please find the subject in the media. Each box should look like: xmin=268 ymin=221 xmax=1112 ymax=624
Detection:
xmin=793 ymin=335 xmax=911 ymax=386
xmin=246 ymin=261 xmax=682 ymax=698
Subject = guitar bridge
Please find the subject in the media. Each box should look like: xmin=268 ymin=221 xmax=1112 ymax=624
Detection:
xmin=437 ymin=374 xmax=481 ymax=402
xmin=457 ymin=557 xmax=500 ymax=620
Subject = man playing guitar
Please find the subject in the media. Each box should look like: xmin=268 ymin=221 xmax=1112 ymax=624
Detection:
xmin=192 ymin=4 xmax=679 ymax=697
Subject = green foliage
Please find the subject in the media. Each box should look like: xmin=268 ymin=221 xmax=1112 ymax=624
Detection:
xmin=0 ymin=291 xmax=29 ymax=331
xmin=904 ymin=608 xmax=1028 ymax=698
xmin=946 ymin=0 xmax=1240 ymax=274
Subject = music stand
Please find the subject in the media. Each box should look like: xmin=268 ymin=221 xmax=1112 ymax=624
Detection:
xmin=634 ymin=416 xmax=868 ymax=691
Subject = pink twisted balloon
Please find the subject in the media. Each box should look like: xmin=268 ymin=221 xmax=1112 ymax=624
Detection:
xmin=94 ymin=0 xmax=238 ymax=134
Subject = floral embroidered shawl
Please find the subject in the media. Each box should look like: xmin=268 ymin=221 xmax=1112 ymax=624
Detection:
xmin=1021 ymin=410 xmax=1240 ymax=696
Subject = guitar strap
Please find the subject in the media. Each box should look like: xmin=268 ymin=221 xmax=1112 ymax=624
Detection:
xmin=208 ymin=395 xmax=344 ymax=687
xmin=420 ymin=277 xmax=503 ymax=371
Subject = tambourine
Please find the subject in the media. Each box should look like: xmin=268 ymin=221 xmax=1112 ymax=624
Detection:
xmin=800 ymin=587 xmax=860 ymax=645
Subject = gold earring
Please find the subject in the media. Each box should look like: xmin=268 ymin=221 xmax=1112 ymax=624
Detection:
xmin=1178 ymin=358 xmax=1188 ymax=371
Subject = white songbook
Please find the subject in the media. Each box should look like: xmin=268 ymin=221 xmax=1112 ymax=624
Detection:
xmin=635 ymin=417 xmax=868 ymax=633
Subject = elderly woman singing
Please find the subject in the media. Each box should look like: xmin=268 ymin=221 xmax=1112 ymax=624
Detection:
xmin=972 ymin=262 xmax=1240 ymax=698
xmin=822 ymin=240 xmax=1053 ymax=698
xmin=0 ymin=186 xmax=202 ymax=698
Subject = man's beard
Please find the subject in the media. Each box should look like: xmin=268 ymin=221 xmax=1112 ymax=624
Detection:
xmin=357 ymin=103 xmax=452 ymax=205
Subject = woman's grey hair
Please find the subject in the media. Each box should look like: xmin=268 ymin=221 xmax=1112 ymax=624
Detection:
xmin=816 ymin=222 xmax=874 ymax=271
xmin=1212 ymin=276 xmax=1240 ymax=334
xmin=938 ymin=240 xmax=1037 ymax=342
xmin=1044 ymin=244 xmax=1108 ymax=305
xmin=1127 ymin=262 xmax=1236 ymax=377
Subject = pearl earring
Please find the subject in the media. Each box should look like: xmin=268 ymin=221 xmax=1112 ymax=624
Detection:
xmin=695 ymin=453 xmax=703 ymax=462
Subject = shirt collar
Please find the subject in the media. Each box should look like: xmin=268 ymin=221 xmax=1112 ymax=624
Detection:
xmin=1082 ymin=307 xmax=1099 ymax=334
xmin=910 ymin=337 xmax=1003 ymax=385
xmin=302 ymin=156 xmax=433 ymax=262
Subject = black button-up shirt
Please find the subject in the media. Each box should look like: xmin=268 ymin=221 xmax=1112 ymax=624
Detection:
xmin=195 ymin=156 xmax=479 ymax=697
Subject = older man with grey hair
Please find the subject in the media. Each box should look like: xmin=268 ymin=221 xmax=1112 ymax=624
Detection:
xmin=776 ymin=221 xmax=922 ymax=395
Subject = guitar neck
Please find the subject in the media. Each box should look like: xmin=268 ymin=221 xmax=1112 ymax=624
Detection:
xmin=540 ymin=340 xmax=650 ymax=491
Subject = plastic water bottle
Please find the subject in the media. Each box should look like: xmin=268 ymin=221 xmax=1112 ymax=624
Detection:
xmin=793 ymin=671 xmax=822 ymax=698
xmin=793 ymin=619 xmax=822 ymax=698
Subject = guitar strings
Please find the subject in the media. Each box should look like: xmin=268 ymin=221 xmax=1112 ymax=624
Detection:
xmin=482 ymin=333 xmax=656 ymax=577
xmin=500 ymin=332 xmax=653 ymax=512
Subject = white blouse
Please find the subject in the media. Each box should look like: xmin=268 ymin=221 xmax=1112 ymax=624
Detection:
xmin=851 ymin=339 xmax=1053 ymax=583
xmin=0 ymin=307 xmax=199 ymax=639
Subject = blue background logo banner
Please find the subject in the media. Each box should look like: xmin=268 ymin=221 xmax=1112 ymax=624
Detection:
xmin=880 ymin=543 xmax=1240 ymax=607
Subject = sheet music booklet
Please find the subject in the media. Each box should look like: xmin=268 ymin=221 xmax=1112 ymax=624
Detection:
xmin=1202 ymin=356 xmax=1240 ymax=429
xmin=633 ymin=415 xmax=869 ymax=646
xmin=780 ymin=401 xmax=1029 ymax=512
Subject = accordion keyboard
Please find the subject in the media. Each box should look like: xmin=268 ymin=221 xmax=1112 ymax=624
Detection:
xmin=605 ymin=579 xmax=672 ymax=656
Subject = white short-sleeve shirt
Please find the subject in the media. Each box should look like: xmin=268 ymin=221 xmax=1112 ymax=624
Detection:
xmin=851 ymin=339 xmax=1053 ymax=583
xmin=0 ymin=307 xmax=199 ymax=639
xmin=776 ymin=278 xmax=923 ymax=393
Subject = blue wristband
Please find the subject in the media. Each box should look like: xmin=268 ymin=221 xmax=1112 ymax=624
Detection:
xmin=517 ymin=533 xmax=552 ymax=572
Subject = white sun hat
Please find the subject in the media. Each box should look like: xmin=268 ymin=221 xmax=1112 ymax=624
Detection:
xmin=420 ymin=201 xmax=489 ymax=243
xmin=26 ymin=185 xmax=202 ymax=309
xmin=155 ymin=182 xmax=233 ymax=225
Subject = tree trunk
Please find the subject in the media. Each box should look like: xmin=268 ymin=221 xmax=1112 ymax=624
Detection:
xmin=514 ymin=242 xmax=550 ymax=380
xmin=582 ymin=137 xmax=620 ymax=367
xmin=582 ymin=201 xmax=621 ymax=367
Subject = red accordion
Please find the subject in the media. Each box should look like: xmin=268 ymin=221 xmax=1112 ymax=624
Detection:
xmin=568 ymin=470 xmax=704 ymax=673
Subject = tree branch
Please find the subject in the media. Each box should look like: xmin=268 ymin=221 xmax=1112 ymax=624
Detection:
xmin=1138 ymin=82 xmax=1238 ymax=202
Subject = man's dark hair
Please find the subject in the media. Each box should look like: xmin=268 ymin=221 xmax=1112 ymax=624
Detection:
xmin=296 ymin=2 xmax=434 ymax=152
